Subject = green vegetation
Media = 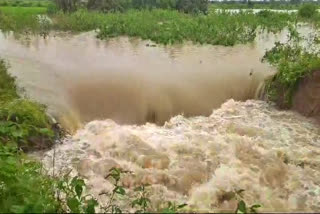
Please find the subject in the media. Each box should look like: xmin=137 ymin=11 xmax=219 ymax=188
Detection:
xmin=210 ymin=2 xmax=319 ymax=10
xmin=262 ymin=30 xmax=320 ymax=108
xmin=0 ymin=60 xmax=56 ymax=151
xmin=0 ymin=60 xmax=58 ymax=213
xmin=51 ymin=9 xmax=296 ymax=45
xmin=298 ymin=3 xmax=319 ymax=19
xmin=54 ymin=0 xmax=209 ymax=14
xmin=0 ymin=0 xmax=50 ymax=8
xmin=0 ymin=145 xmax=59 ymax=213
xmin=0 ymin=2 xmax=319 ymax=45
xmin=0 ymin=6 xmax=47 ymax=32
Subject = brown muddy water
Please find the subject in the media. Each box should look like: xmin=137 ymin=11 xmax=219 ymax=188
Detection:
xmin=0 ymin=30 xmax=280 ymax=131
xmin=1 ymin=28 xmax=320 ymax=212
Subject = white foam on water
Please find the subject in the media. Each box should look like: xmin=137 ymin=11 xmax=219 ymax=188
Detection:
xmin=41 ymin=99 xmax=320 ymax=212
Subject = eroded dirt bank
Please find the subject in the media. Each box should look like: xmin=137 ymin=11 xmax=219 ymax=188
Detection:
xmin=293 ymin=70 xmax=320 ymax=124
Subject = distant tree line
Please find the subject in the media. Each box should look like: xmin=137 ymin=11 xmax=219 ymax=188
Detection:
xmin=54 ymin=0 xmax=209 ymax=14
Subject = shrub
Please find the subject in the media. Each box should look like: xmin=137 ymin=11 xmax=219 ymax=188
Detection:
xmin=0 ymin=145 xmax=60 ymax=213
xmin=47 ymin=2 xmax=58 ymax=14
xmin=0 ymin=1 xmax=8 ymax=6
xmin=263 ymin=42 xmax=320 ymax=107
xmin=176 ymin=0 xmax=209 ymax=14
xmin=87 ymin=0 xmax=131 ymax=12
xmin=298 ymin=3 xmax=318 ymax=19
xmin=54 ymin=0 xmax=80 ymax=13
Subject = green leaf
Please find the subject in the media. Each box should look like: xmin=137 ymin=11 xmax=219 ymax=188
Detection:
xmin=39 ymin=128 xmax=54 ymax=137
xmin=237 ymin=200 xmax=247 ymax=214
xmin=67 ymin=197 xmax=81 ymax=213
xmin=162 ymin=207 xmax=175 ymax=214
xmin=75 ymin=183 xmax=83 ymax=199
xmin=85 ymin=199 xmax=98 ymax=214
xmin=71 ymin=177 xmax=85 ymax=199
xmin=250 ymin=204 xmax=261 ymax=213
xmin=132 ymin=199 xmax=142 ymax=207
xmin=177 ymin=203 xmax=187 ymax=209
xmin=114 ymin=186 xmax=126 ymax=195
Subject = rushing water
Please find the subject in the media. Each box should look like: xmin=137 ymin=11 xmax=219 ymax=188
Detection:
xmin=0 ymin=30 xmax=282 ymax=131
xmin=0 ymin=28 xmax=319 ymax=212
xmin=42 ymin=100 xmax=320 ymax=212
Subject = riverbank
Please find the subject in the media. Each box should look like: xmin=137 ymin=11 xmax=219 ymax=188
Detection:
xmin=0 ymin=60 xmax=59 ymax=212
xmin=0 ymin=6 xmax=318 ymax=45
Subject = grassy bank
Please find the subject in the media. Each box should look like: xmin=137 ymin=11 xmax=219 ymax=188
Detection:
xmin=0 ymin=4 xmax=319 ymax=45
xmin=0 ymin=60 xmax=57 ymax=151
xmin=0 ymin=6 xmax=47 ymax=32
xmin=0 ymin=60 xmax=102 ymax=213
xmin=0 ymin=7 xmax=299 ymax=45
xmin=0 ymin=60 xmax=58 ymax=213
xmin=54 ymin=9 xmax=296 ymax=46
xmin=262 ymin=34 xmax=320 ymax=108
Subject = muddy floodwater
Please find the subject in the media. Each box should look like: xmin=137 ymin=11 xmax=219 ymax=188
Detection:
xmin=0 ymin=30 xmax=283 ymax=130
xmin=1 ymin=27 xmax=320 ymax=212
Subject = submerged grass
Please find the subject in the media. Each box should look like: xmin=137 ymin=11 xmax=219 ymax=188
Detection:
xmin=0 ymin=5 xmax=319 ymax=45
xmin=52 ymin=9 xmax=296 ymax=46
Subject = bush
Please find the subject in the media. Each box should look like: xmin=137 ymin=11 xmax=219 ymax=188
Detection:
xmin=262 ymin=42 xmax=320 ymax=107
xmin=176 ymin=0 xmax=209 ymax=14
xmin=87 ymin=0 xmax=131 ymax=12
xmin=0 ymin=1 xmax=8 ymax=6
xmin=47 ymin=2 xmax=58 ymax=14
xmin=54 ymin=0 xmax=80 ymax=13
xmin=0 ymin=145 xmax=59 ymax=213
xmin=298 ymin=3 xmax=318 ymax=19
xmin=132 ymin=0 xmax=176 ymax=10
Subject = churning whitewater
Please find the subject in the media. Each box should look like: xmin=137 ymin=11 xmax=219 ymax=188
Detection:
xmin=42 ymin=99 xmax=320 ymax=212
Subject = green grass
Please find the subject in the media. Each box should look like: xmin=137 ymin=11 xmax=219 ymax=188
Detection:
xmin=52 ymin=9 xmax=296 ymax=46
xmin=0 ymin=6 xmax=47 ymax=32
xmin=209 ymin=2 xmax=320 ymax=10
xmin=0 ymin=6 xmax=46 ymax=14
xmin=0 ymin=0 xmax=50 ymax=8
xmin=0 ymin=6 xmax=319 ymax=46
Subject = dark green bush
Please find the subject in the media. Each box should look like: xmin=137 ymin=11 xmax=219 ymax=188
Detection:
xmin=176 ymin=0 xmax=209 ymax=14
xmin=298 ymin=3 xmax=318 ymax=19
xmin=54 ymin=0 xmax=80 ymax=13
xmin=87 ymin=0 xmax=131 ymax=12
xmin=0 ymin=145 xmax=60 ymax=213
xmin=47 ymin=2 xmax=58 ymax=14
